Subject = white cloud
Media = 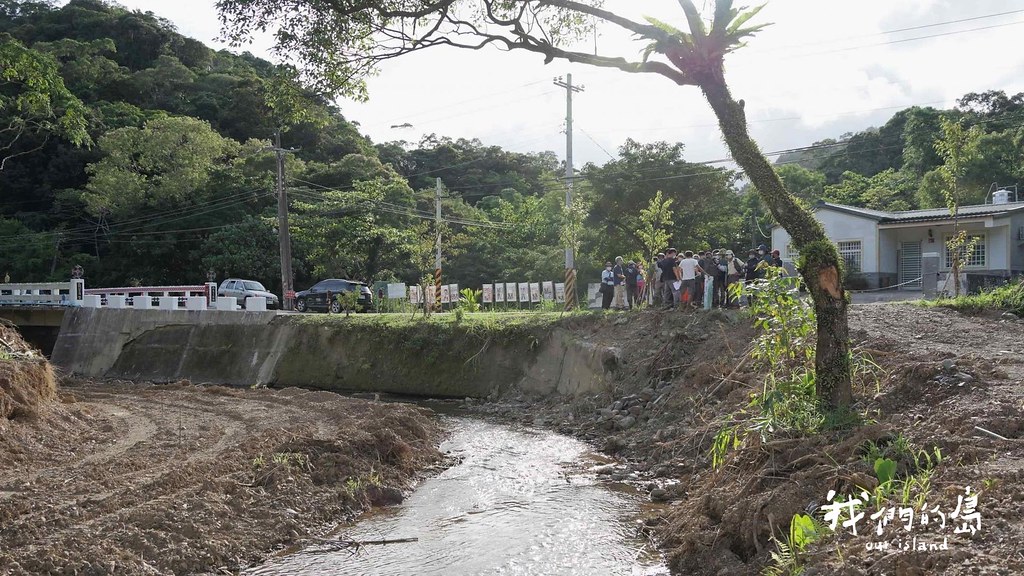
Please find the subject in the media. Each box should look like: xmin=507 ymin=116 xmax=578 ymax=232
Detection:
xmin=113 ymin=0 xmax=1024 ymax=166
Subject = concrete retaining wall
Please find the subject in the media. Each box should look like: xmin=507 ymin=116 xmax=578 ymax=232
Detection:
xmin=51 ymin=309 xmax=616 ymax=398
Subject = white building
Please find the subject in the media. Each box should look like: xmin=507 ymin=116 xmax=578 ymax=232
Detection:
xmin=771 ymin=194 xmax=1024 ymax=292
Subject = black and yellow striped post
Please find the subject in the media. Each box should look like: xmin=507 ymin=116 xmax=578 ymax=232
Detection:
xmin=564 ymin=267 xmax=577 ymax=311
xmin=434 ymin=268 xmax=442 ymax=313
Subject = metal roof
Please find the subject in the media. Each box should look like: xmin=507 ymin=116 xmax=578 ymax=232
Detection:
xmin=816 ymin=201 xmax=1024 ymax=224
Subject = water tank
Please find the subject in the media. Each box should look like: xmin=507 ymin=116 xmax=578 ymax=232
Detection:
xmin=993 ymin=189 xmax=1011 ymax=204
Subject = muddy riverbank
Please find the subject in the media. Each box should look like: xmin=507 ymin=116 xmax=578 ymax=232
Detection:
xmin=0 ymin=377 xmax=444 ymax=575
xmin=476 ymin=304 xmax=1024 ymax=575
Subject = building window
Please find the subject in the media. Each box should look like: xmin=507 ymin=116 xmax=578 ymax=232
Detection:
xmin=944 ymin=233 xmax=986 ymax=268
xmin=787 ymin=243 xmax=799 ymax=259
xmin=837 ymin=240 xmax=862 ymax=273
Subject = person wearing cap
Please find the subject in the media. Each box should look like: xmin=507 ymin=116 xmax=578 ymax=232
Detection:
xmin=757 ymin=243 xmax=772 ymax=269
xmin=745 ymin=249 xmax=760 ymax=282
xmin=724 ymin=250 xmax=744 ymax=308
xmin=769 ymin=249 xmax=784 ymax=268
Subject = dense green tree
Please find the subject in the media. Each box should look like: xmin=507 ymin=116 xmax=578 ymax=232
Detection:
xmin=1 ymin=34 xmax=89 ymax=168
xmin=80 ymin=116 xmax=239 ymax=218
xmin=389 ymin=135 xmax=559 ymax=201
xmin=822 ymin=169 xmax=916 ymax=211
xmin=200 ymin=217 xmax=281 ymax=290
xmin=901 ymin=106 xmax=947 ymax=178
xmin=582 ymin=139 xmax=740 ymax=258
xmin=775 ymin=164 xmax=825 ymax=204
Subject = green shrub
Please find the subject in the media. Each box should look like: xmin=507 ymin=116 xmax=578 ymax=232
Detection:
xmin=926 ymin=277 xmax=1023 ymax=316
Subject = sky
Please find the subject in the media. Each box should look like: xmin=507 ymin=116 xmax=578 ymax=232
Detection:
xmin=113 ymin=0 xmax=1024 ymax=168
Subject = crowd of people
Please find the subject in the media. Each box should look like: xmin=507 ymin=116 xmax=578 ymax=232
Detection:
xmin=598 ymin=244 xmax=784 ymax=310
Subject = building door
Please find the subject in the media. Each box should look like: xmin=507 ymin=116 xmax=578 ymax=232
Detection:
xmin=899 ymin=241 xmax=922 ymax=289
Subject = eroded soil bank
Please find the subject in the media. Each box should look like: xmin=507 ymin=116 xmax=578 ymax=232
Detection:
xmin=0 ymin=376 xmax=443 ymax=575
xmin=474 ymin=303 xmax=1024 ymax=576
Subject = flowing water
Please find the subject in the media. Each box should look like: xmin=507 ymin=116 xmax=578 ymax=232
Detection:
xmin=248 ymin=417 xmax=669 ymax=576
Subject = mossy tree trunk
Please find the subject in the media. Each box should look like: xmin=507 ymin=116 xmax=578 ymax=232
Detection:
xmin=700 ymin=79 xmax=852 ymax=409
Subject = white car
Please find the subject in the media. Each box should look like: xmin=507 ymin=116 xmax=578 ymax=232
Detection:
xmin=217 ymin=278 xmax=279 ymax=308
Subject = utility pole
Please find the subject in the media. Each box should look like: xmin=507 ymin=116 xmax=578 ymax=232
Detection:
xmin=554 ymin=74 xmax=583 ymax=310
xmin=270 ymin=130 xmax=298 ymax=310
xmin=434 ymin=177 xmax=443 ymax=312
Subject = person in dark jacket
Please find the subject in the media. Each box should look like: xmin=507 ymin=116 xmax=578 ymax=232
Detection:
xmin=711 ymin=250 xmax=728 ymax=307
xmin=624 ymin=260 xmax=639 ymax=310
xmin=745 ymin=249 xmax=760 ymax=281
xmin=658 ymin=249 xmax=681 ymax=309
xmin=769 ymin=249 xmax=784 ymax=267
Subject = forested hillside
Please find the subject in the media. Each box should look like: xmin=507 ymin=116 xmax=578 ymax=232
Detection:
xmin=0 ymin=0 xmax=749 ymax=292
xmin=773 ymin=91 xmax=1024 ymax=211
xmin=3 ymin=0 xmax=1022 ymax=295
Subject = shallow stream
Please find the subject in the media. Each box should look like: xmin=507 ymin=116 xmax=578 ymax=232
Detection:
xmin=247 ymin=416 xmax=669 ymax=575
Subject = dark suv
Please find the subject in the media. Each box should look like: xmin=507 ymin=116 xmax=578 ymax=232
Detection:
xmin=294 ymin=279 xmax=373 ymax=313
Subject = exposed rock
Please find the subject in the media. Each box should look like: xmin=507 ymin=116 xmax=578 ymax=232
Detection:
xmin=616 ymin=416 xmax=636 ymax=430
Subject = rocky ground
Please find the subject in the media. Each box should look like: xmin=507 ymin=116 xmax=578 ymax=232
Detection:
xmin=480 ymin=302 xmax=1024 ymax=576
xmin=0 ymin=366 xmax=443 ymax=574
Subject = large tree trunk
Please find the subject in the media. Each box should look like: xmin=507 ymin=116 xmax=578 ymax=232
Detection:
xmin=700 ymin=80 xmax=853 ymax=410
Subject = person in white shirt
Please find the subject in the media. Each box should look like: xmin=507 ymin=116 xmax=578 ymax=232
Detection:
xmin=678 ymin=250 xmax=704 ymax=307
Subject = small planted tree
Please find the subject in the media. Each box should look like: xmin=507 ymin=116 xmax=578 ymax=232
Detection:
xmin=335 ymin=290 xmax=361 ymax=317
xmin=934 ymin=117 xmax=981 ymax=298
xmin=636 ymin=190 xmax=674 ymax=264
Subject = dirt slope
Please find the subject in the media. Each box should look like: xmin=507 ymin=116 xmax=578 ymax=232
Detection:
xmin=488 ymin=303 xmax=1024 ymax=576
xmin=0 ymin=380 xmax=443 ymax=575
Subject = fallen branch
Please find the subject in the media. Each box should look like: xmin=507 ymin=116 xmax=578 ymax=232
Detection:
xmin=307 ymin=536 xmax=419 ymax=554
xmin=657 ymin=363 xmax=691 ymax=372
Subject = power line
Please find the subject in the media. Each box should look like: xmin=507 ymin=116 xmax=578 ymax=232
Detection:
xmin=758 ymin=8 xmax=1024 ymax=54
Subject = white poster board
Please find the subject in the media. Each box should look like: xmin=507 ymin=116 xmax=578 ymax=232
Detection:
xmin=506 ymin=283 xmax=517 ymax=303
xmin=529 ymin=282 xmax=541 ymax=303
xmin=449 ymin=284 xmax=459 ymax=300
xmin=387 ymin=283 xmax=407 ymax=299
xmin=494 ymin=282 xmax=506 ymax=303
xmin=555 ymin=282 xmax=566 ymax=303
xmin=409 ymin=285 xmax=421 ymax=304
xmin=542 ymin=281 xmax=554 ymax=301
xmin=518 ymin=282 xmax=530 ymax=302
xmin=441 ymin=285 xmax=450 ymax=304
xmin=425 ymin=286 xmax=435 ymax=306
xmin=587 ymin=283 xmax=601 ymax=309
xmin=482 ymin=284 xmax=493 ymax=303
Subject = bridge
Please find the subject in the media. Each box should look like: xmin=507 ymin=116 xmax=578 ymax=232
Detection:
xmin=0 ymin=280 xmax=273 ymax=355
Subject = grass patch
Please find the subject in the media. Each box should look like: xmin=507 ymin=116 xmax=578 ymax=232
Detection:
xmin=290 ymin=310 xmax=580 ymax=329
xmin=918 ymin=278 xmax=1024 ymax=316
